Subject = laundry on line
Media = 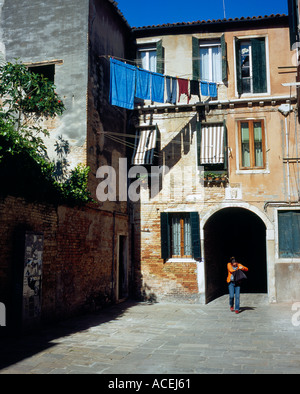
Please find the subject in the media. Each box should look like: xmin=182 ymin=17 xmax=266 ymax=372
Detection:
xmin=109 ymin=58 xmax=218 ymax=110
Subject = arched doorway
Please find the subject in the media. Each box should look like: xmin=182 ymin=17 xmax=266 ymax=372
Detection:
xmin=204 ymin=207 xmax=267 ymax=303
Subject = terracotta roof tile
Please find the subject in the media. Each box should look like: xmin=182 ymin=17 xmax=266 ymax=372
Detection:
xmin=132 ymin=13 xmax=287 ymax=31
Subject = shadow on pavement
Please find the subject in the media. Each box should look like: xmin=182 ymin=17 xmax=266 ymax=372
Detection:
xmin=0 ymin=299 xmax=140 ymax=371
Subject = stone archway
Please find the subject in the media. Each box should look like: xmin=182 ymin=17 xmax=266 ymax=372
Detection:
xmin=203 ymin=207 xmax=268 ymax=303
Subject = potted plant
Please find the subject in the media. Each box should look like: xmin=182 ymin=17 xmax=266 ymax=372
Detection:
xmin=207 ymin=173 xmax=214 ymax=181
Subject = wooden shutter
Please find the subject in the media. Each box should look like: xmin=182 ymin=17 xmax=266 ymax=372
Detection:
xmin=221 ymin=34 xmax=228 ymax=82
xmin=288 ymin=0 xmax=299 ymax=49
xmin=192 ymin=37 xmax=200 ymax=81
xmin=190 ymin=212 xmax=201 ymax=259
xmin=161 ymin=212 xmax=170 ymax=259
xmin=251 ymin=38 xmax=267 ymax=93
xmin=235 ymin=38 xmax=242 ymax=95
xmin=156 ymin=40 xmax=164 ymax=74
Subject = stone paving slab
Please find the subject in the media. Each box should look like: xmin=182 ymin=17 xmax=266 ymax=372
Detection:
xmin=0 ymin=294 xmax=299 ymax=374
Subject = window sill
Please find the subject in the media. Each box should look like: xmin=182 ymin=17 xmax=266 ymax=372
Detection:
xmin=166 ymin=258 xmax=198 ymax=263
xmin=236 ymin=169 xmax=270 ymax=174
xmin=236 ymin=92 xmax=270 ymax=98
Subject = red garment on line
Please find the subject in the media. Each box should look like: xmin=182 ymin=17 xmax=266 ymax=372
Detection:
xmin=177 ymin=78 xmax=190 ymax=104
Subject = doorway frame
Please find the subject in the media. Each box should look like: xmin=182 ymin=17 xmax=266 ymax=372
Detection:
xmin=201 ymin=202 xmax=276 ymax=303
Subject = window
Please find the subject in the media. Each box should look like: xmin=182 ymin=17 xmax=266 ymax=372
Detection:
xmin=238 ymin=120 xmax=265 ymax=169
xmin=28 ymin=64 xmax=55 ymax=83
xmin=161 ymin=212 xmax=201 ymax=260
xmin=137 ymin=47 xmax=157 ymax=72
xmin=170 ymin=214 xmax=192 ymax=258
xmin=278 ymin=211 xmax=300 ymax=258
xmin=193 ymin=35 xmax=227 ymax=83
xmin=199 ymin=41 xmax=222 ymax=83
xmin=235 ymin=38 xmax=267 ymax=95
xmin=137 ymin=40 xmax=164 ymax=74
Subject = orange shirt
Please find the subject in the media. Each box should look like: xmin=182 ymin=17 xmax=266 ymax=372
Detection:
xmin=227 ymin=263 xmax=249 ymax=283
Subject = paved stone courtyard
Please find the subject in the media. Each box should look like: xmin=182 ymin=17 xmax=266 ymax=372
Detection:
xmin=0 ymin=294 xmax=299 ymax=374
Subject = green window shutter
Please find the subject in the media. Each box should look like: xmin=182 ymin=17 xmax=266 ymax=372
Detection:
xmin=196 ymin=121 xmax=202 ymax=166
xmin=221 ymin=34 xmax=228 ymax=82
xmin=192 ymin=37 xmax=200 ymax=81
xmin=251 ymin=38 xmax=267 ymax=93
xmin=223 ymin=119 xmax=228 ymax=170
xmin=156 ymin=40 xmax=164 ymax=74
xmin=292 ymin=211 xmax=300 ymax=256
xmin=278 ymin=211 xmax=300 ymax=258
xmin=190 ymin=212 xmax=201 ymax=260
xmin=288 ymin=0 xmax=299 ymax=49
xmin=235 ymin=38 xmax=242 ymax=95
xmin=161 ymin=212 xmax=170 ymax=259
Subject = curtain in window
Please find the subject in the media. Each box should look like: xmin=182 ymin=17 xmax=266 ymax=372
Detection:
xmin=241 ymin=123 xmax=250 ymax=167
xmin=140 ymin=52 xmax=148 ymax=70
xmin=140 ymin=51 xmax=157 ymax=72
xmin=184 ymin=216 xmax=192 ymax=256
xmin=211 ymin=46 xmax=222 ymax=83
xmin=200 ymin=46 xmax=221 ymax=83
xmin=171 ymin=215 xmax=181 ymax=256
xmin=149 ymin=52 xmax=157 ymax=73
xmin=200 ymin=47 xmax=210 ymax=81
xmin=254 ymin=122 xmax=263 ymax=167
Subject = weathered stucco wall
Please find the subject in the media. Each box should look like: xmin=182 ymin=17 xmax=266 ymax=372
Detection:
xmin=1 ymin=0 xmax=89 ymax=168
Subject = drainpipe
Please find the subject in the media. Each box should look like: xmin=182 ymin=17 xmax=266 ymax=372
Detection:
xmin=295 ymin=108 xmax=300 ymax=200
xmin=278 ymin=103 xmax=293 ymax=202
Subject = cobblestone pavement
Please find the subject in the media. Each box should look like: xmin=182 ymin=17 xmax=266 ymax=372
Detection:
xmin=0 ymin=294 xmax=299 ymax=374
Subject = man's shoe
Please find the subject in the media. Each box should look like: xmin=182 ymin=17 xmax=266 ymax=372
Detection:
xmin=230 ymin=307 xmax=234 ymax=312
xmin=235 ymin=310 xmax=239 ymax=314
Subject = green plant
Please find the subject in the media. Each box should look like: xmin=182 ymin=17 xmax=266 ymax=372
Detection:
xmin=0 ymin=61 xmax=91 ymax=206
xmin=60 ymin=164 xmax=92 ymax=205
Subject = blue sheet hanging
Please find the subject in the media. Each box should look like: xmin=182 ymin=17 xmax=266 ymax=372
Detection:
xmin=209 ymin=82 xmax=217 ymax=98
xmin=151 ymin=72 xmax=165 ymax=103
xmin=200 ymin=81 xmax=209 ymax=96
xmin=136 ymin=67 xmax=151 ymax=100
xmin=109 ymin=58 xmax=136 ymax=110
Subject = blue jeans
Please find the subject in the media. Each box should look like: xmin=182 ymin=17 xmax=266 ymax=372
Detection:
xmin=228 ymin=282 xmax=241 ymax=311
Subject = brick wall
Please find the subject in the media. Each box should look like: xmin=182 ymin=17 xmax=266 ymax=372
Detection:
xmin=0 ymin=195 xmax=129 ymax=330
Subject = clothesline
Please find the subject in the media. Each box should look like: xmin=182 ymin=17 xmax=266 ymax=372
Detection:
xmin=101 ymin=55 xmax=220 ymax=82
xmin=108 ymin=57 xmax=218 ymax=110
xmin=101 ymin=54 xmax=216 ymax=82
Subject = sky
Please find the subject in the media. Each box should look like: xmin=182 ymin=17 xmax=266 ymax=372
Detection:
xmin=116 ymin=0 xmax=288 ymax=28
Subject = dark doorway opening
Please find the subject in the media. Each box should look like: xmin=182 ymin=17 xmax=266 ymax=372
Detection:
xmin=204 ymin=207 xmax=267 ymax=303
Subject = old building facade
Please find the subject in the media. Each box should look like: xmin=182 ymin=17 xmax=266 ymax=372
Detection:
xmin=0 ymin=0 xmax=135 ymax=332
xmin=130 ymin=14 xmax=300 ymax=304
xmin=0 ymin=1 xmax=299 ymax=335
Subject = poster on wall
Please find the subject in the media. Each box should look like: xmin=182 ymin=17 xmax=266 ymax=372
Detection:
xmin=22 ymin=232 xmax=44 ymax=328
